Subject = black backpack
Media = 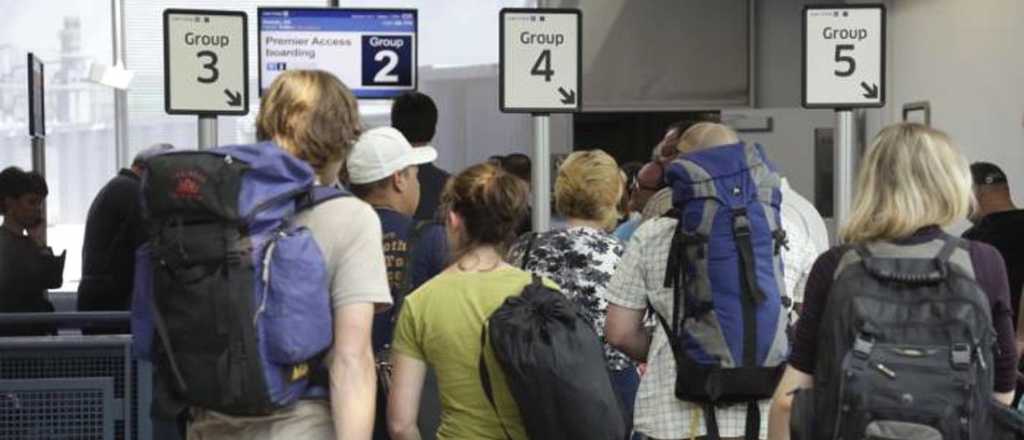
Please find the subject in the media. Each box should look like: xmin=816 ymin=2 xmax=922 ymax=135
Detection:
xmin=791 ymin=235 xmax=1007 ymax=439
xmin=479 ymin=274 xmax=626 ymax=440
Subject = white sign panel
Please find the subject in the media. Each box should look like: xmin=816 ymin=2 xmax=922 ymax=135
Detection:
xmin=500 ymin=9 xmax=581 ymax=113
xmin=164 ymin=9 xmax=249 ymax=115
xmin=803 ymin=5 xmax=885 ymax=108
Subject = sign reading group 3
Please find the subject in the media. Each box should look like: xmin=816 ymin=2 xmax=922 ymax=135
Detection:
xmin=164 ymin=9 xmax=249 ymax=115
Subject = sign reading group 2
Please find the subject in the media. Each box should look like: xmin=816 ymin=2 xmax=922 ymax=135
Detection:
xmin=803 ymin=5 xmax=885 ymax=109
xmin=500 ymin=8 xmax=581 ymax=113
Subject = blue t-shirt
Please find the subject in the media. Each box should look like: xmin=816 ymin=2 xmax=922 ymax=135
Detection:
xmin=373 ymin=208 xmax=448 ymax=352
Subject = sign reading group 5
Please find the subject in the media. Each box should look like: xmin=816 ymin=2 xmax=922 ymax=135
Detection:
xmin=803 ymin=5 xmax=885 ymax=109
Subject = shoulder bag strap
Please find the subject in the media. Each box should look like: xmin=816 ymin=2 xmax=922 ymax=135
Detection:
xmin=478 ymin=324 xmax=514 ymax=440
xmin=520 ymin=232 xmax=539 ymax=270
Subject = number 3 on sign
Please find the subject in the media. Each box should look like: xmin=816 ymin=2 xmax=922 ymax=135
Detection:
xmin=834 ymin=44 xmax=855 ymax=77
xmin=531 ymin=49 xmax=554 ymax=82
xmin=197 ymin=50 xmax=219 ymax=83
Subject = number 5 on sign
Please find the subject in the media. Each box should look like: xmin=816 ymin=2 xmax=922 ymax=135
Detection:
xmin=803 ymin=5 xmax=885 ymax=109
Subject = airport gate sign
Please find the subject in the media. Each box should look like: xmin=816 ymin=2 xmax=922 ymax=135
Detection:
xmin=164 ymin=9 xmax=249 ymax=115
xmin=500 ymin=8 xmax=581 ymax=113
xmin=803 ymin=5 xmax=885 ymax=109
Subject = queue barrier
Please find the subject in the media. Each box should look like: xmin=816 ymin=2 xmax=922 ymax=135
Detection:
xmin=0 ymin=312 xmax=152 ymax=440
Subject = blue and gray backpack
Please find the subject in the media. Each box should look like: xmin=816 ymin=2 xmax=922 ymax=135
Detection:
xmin=131 ymin=143 xmax=345 ymax=417
xmin=658 ymin=142 xmax=789 ymax=439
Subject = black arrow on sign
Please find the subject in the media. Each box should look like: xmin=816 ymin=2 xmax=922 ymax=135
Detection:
xmin=860 ymin=82 xmax=879 ymax=99
xmin=557 ymin=87 xmax=576 ymax=105
xmin=224 ymin=89 xmax=242 ymax=107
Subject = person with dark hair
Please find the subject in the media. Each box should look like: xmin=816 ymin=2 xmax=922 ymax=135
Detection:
xmin=0 ymin=167 xmax=63 ymax=336
xmin=391 ymin=91 xmax=450 ymax=222
xmin=77 ymin=143 xmax=173 ymax=334
xmin=387 ymin=162 xmax=557 ymax=440
xmin=962 ymin=162 xmax=1024 ymax=406
xmin=499 ymin=153 xmax=531 ymax=184
xmin=347 ymin=127 xmax=448 ymax=440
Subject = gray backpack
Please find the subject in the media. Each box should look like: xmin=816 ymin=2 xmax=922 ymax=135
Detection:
xmin=791 ymin=235 xmax=999 ymax=439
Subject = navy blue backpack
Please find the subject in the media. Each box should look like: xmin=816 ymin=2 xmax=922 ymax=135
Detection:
xmin=131 ymin=143 xmax=346 ymax=417
xmin=658 ymin=142 xmax=789 ymax=440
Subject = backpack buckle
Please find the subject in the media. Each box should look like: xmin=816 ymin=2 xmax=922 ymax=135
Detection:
xmin=852 ymin=334 xmax=874 ymax=359
xmin=951 ymin=343 xmax=972 ymax=370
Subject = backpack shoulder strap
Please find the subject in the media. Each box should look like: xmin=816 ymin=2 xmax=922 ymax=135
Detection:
xmin=296 ymin=184 xmax=352 ymax=212
xmin=520 ymin=232 xmax=539 ymax=270
xmin=478 ymin=324 xmax=514 ymax=440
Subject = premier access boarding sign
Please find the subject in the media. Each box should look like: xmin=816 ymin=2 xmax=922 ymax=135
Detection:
xmin=164 ymin=9 xmax=249 ymax=116
xmin=803 ymin=4 xmax=885 ymax=109
xmin=500 ymin=9 xmax=581 ymax=113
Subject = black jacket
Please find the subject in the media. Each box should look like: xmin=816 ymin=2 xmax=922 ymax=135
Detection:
xmin=76 ymin=169 xmax=145 ymax=332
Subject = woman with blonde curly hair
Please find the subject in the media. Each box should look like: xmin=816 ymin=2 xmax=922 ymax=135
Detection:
xmin=506 ymin=149 xmax=639 ymax=432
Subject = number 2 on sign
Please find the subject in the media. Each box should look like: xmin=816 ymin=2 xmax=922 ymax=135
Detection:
xmin=834 ymin=44 xmax=855 ymax=77
xmin=531 ymin=49 xmax=554 ymax=82
xmin=374 ymin=50 xmax=399 ymax=83
xmin=197 ymin=50 xmax=219 ymax=83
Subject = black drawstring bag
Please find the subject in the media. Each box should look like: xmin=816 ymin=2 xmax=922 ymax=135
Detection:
xmin=479 ymin=275 xmax=626 ymax=440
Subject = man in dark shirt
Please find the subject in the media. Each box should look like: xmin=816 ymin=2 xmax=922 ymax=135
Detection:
xmin=348 ymin=127 xmax=447 ymax=440
xmin=391 ymin=91 xmax=450 ymax=222
xmin=962 ymin=162 xmax=1024 ymax=405
xmin=0 ymin=167 xmax=63 ymax=336
xmin=77 ymin=143 xmax=172 ymax=334
xmin=963 ymin=162 xmax=1024 ymax=326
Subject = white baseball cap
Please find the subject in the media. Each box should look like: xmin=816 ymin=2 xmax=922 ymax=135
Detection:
xmin=348 ymin=127 xmax=438 ymax=184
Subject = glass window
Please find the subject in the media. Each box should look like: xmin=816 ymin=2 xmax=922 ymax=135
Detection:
xmin=124 ymin=0 xmax=328 ymax=157
xmin=1 ymin=1 xmax=115 ymax=289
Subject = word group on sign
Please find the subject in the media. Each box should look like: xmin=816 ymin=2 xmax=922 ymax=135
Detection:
xmin=184 ymin=32 xmax=230 ymax=47
xmin=822 ymin=27 xmax=869 ymax=41
xmin=520 ymin=32 xmax=565 ymax=46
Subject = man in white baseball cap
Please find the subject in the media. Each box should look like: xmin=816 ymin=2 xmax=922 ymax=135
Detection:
xmin=348 ymin=126 xmax=447 ymax=440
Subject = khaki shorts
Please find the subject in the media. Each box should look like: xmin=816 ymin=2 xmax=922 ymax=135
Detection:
xmin=187 ymin=400 xmax=334 ymax=440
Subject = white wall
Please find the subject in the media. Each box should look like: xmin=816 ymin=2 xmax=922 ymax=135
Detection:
xmin=852 ymin=0 xmax=1024 ymax=231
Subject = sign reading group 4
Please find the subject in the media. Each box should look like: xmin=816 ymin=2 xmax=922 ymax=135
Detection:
xmin=500 ymin=8 xmax=581 ymax=113
xmin=803 ymin=5 xmax=885 ymax=109
xmin=164 ymin=9 xmax=249 ymax=115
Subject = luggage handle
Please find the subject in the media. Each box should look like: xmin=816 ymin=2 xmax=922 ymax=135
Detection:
xmin=860 ymin=255 xmax=948 ymax=284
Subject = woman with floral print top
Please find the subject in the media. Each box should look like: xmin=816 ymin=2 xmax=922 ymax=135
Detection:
xmin=506 ymin=150 xmax=639 ymax=435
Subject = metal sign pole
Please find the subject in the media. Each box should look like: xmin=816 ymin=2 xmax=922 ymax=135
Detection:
xmin=197 ymin=115 xmax=218 ymax=150
xmin=834 ymin=109 xmax=855 ymax=233
xmin=30 ymin=135 xmax=47 ymax=244
xmin=532 ymin=114 xmax=551 ymax=233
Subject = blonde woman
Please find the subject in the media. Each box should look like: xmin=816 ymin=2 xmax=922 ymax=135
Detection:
xmin=767 ymin=123 xmax=1016 ymax=440
xmin=506 ymin=150 xmax=636 ymax=430
xmin=187 ymin=70 xmax=392 ymax=439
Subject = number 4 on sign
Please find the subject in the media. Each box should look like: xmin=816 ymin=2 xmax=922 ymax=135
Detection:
xmin=531 ymin=49 xmax=554 ymax=82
